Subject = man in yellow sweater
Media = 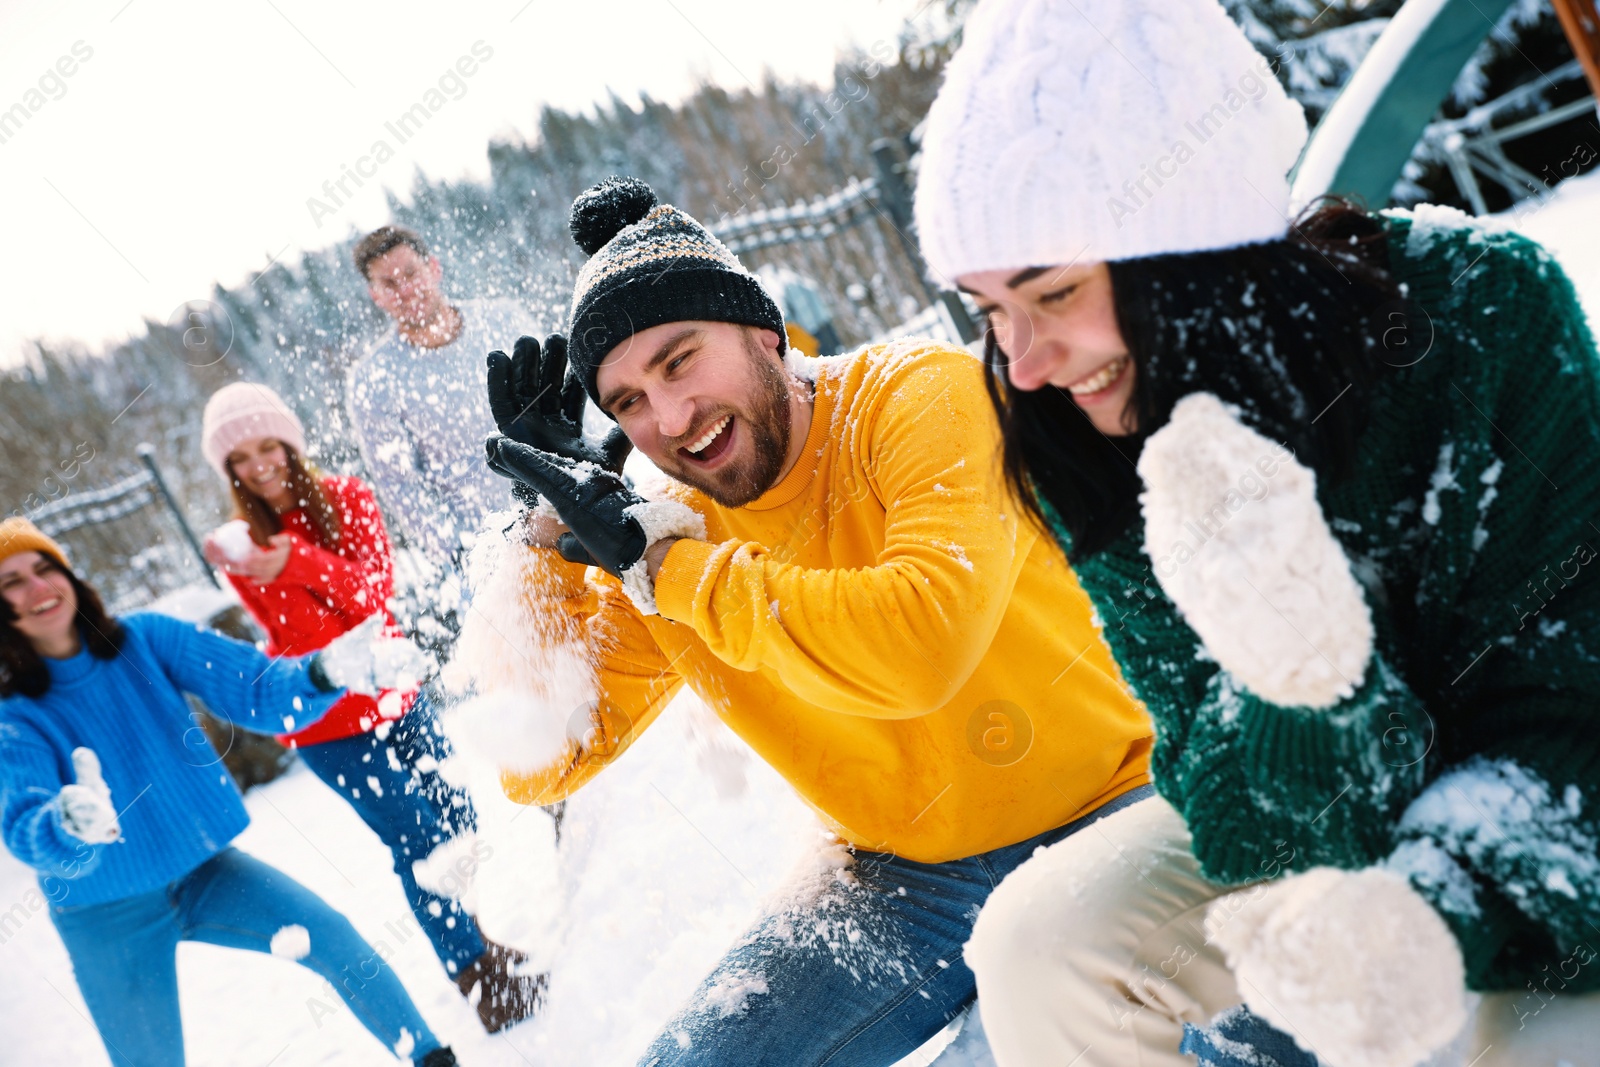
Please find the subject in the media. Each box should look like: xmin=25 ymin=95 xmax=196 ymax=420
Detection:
xmin=483 ymin=177 xmax=1152 ymax=1066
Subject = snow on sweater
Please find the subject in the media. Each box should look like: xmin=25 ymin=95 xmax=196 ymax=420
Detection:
xmin=346 ymin=298 xmax=532 ymax=569
xmin=0 ymin=613 xmax=339 ymax=907
xmin=224 ymin=474 xmax=412 ymax=747
xmin=1058 ymin=210 xmax=1600 ymax=993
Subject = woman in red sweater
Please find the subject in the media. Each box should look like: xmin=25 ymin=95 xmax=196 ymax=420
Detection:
xmin=199 ymin=382 xmax=543 ymax=1033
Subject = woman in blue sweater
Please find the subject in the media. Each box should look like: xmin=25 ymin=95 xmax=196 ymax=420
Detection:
xmin=0 ymin=518 xmax=458 ymax=1067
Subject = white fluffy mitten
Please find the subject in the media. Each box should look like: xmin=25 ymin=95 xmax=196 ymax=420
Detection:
xmin=1207 ymin=867 xmax=1469 ymax=1067
xmin=1138 ymin=393 xmax=1373 ymax=708
xmin=314 ymin=614 xmax=436 ymax=696
xmin=58 ymin=747 xmax=121 ymax=844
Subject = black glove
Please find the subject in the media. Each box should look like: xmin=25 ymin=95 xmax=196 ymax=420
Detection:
xmin=485 ymin=434 xmax=648 ymax=578
xmin=486 ymin=334 xmax=632 ymax=472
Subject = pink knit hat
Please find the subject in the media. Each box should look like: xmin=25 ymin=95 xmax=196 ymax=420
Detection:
xmin=201 ymin=382 xmax=307 ymax=479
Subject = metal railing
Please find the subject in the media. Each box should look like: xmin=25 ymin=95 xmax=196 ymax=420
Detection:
xmin=711 ymin=176 xmax=883 ymax=256
xmin=706 ymin=138 xmax=980 ymax=346
xmin=1417 ymin=59 xmax=1598 ymax=214
xmin=24 ymin=445 xmax=218 ymax=616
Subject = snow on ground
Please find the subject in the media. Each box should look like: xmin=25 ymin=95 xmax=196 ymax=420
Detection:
xmin=0 ymin=692 xmax=980 ymax=1065
xmin=1500 ymin=168 xmax=1600 ymax=326
xmin=8 ymin=173 xmax=1595 ymax=1067
xmin=143 ymin=580 xmax=239 ymax=624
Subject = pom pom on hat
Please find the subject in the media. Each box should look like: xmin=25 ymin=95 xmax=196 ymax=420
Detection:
xmin=914 ymin=0 xmax=1308 ymax=280
xmin=562 ymin=176 xmax=786 ymax=410
xmin=201 ymin=382 xmax=307 ymax=480
xmin=569 ymin=176 xmax=659 ymax=256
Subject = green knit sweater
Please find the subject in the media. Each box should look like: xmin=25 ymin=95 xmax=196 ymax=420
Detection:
xmin=1058 ymin=209 xmax=1600 ymax=993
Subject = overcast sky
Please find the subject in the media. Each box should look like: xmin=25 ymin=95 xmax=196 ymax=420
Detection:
xmin=0 ymin=0 xmax=933 ymax=366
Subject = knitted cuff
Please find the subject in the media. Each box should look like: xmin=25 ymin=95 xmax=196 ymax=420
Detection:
xmin=1231 ymin=657 xmax=1425 ymax=865
xmin=616 ymin=499 xmax=707 ymax=616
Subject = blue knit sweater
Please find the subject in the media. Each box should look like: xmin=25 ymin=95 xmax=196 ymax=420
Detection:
xmin=0 ymin=612 xmax=340 ymax=907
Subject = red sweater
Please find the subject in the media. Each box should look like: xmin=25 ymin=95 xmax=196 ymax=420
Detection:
xmin=225 ymin=475 xmax=413 ymax=747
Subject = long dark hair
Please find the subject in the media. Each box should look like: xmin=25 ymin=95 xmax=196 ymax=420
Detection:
xmin=227 ymin=446 xmax=341 ymax=549
xmin=0 ymin=558 xmax=125 ymax=699
xmin=986 ymin=199 xmax=1398 ymax=559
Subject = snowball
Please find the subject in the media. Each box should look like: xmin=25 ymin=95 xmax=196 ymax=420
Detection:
xmin=318 ymin=614 xmax=433 ymax=695
xmin=213 ymin=519 xmax=257 ymax=563
xmin=761 ymin=830 xmax=859 ymax=921
xmin=269 ymin=925 xmax=310 ymax=960
xmin=412 ymin=833 xmax=484 ymax=913
xmin=442 ymin=512 xmax=602 ymax=774
xmin=377 ymin=690 xmax=405 ymax=720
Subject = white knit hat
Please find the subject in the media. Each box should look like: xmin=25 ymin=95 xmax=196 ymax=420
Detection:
xmin=914 ymin=0 xmax=1308 ymax=281
xmin=201 ymin=382 xmax=307 ymax=479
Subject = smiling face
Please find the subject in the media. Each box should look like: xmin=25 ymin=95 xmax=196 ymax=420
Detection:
xmin=596 ymin=321 xmax=801 ymax=508
xmin=0 ymin=551 xmax=79 ymax=654
xmin=226 ymin=436 xmax=295 ymax=510
xmin=365 ymin=244 xmax=446 ymax=328
xmin=959 ymin=262 xmax=1138 ymax=436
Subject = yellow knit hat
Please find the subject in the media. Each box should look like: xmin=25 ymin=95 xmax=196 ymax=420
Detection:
xmin=0 ymin=517 xmax=71 ymax=569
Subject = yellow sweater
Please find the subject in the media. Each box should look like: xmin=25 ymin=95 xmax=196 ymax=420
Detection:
xmin=503 ymin=341 xmax=1152 ymax=863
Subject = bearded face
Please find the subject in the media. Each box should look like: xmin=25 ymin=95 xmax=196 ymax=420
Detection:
xmin=598 ymin=322 xmax=799 ymax=508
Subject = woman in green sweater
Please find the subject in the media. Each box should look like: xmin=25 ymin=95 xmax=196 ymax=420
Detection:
xmin=913 ymin=1 xmax=1600 ymax=1066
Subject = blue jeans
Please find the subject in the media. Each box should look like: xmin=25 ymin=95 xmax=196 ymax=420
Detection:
xmin=49 ymin=847 xmax=440 ymax=1067
xmin=638 ymin=784 xmax=1156 ymax=1067
xmin=1182 ymin=1006 xmax=1321 ymax=1066
xmin=297 ymin=694 xmax=486 ymax=975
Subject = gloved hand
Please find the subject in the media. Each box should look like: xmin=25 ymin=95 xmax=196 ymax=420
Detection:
xmin=486 ymin=435 xmax=649 ymax=576
xmin=1207 ymin=867 xmax=1469 ymax=1067
xmin=58 ymin=747 xmax=120 ymax=844
xmin=1138 ymin=392 xmax=1373 ymax=709
xmin=312 ymin=614 xmax=436 ymax=696
xmin=487 ymin=334 xmax=632 ymax=471
xmin=485 ymin=434 xmax=705 ymax=614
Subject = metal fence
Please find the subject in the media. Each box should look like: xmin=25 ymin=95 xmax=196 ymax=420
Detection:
xmin=708 ymin=139 xmax=979 ymax=350
xmin=22 ymin=446 xmax=296 ymax=789
xmin=1414 ymin=59 xmax=1597 ymax=215
xmin=25 ymin=445 xmax=217 ymax=617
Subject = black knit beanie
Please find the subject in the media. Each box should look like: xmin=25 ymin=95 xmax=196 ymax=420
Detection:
xmin=564 ymin=176 xmax=786 ymax=408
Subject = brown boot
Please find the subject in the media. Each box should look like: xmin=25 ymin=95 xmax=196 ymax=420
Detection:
xmin=455 ymin=939 xmax=548 ymax=1033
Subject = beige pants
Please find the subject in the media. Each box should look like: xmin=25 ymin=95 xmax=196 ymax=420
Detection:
xmin=966 ymin=795 xmax=1600 ymax=1067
